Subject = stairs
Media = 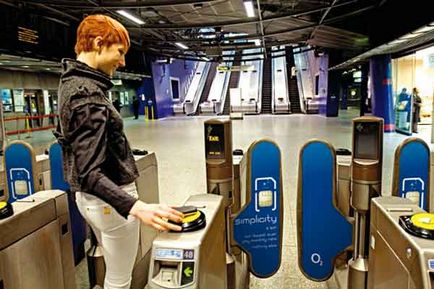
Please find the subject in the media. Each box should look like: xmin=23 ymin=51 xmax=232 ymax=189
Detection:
xmin=288 ymin=79 xmax=301 ymax=113
xmin=261 ymin=56 xmax=272 ymax=114
xmin=286 ymin=47 xmax=302 ymax=113
xmin=223 ymin=53 xmax=241 ymax=115
xmin=196 ymin=62 xmax=219 ymax=115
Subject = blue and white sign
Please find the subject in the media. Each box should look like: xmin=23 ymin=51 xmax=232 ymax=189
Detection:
xmin=298 ymin=141 xmax=352 ymax=281
xmin=393 ymin=138 xmax=430 ymax=211
xmin=233 ymin=140 xmax=282 ymax=278
xmin=49 ymin=142 xmax=70 ymax=191
xmin=4 ymin=141 xmax=37 ymax=202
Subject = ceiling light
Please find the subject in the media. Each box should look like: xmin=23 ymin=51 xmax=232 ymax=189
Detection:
xmin=175 ymin=42 xmax=189 ymax=49
xmin=413 ymin=24 xmax=434 ymax=34
xmin=243 ymin=1 xmax=255 ymax=17
xmin=142 ymin=8 xmax=159 ymax=17
xmin=201 ymin=57 xmax=210 ymax=61
xmin=117 ymin=10 xmax=145 ymax=25
xmin=22 ymin=65 xmax=29 ymax=68
xmin=0 ymin=62 xmax=3 ymax=65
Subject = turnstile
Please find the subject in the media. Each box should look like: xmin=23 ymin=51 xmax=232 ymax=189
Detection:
xmin=132 ymin=152 xmax=160 ymax=289
xmin=0 ymin=190 xmax=76 ymax=289
xmin=148 ymin=194 xmax=227 ymax=289
xmin=368 ymin=196 xmax=434 ymax=289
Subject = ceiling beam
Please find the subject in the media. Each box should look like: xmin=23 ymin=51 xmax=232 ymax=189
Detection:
xmin=32 ymin=0 xmax=358 ymax=29
xmin=18 ymin=0 xmax=220 ymax=8
xmin=256 ymin=0 xmax=266 ymax=57
xmin=308 ymin=0 xmax=339 ymax=40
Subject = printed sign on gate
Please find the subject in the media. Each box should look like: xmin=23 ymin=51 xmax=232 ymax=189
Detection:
xmin=298 ymin=141 xmax=352 ymax=281
xmin=233 ymin=140 xmax=282 ymax=278
xmin=393 ymin=138 xmax=430 ymax=211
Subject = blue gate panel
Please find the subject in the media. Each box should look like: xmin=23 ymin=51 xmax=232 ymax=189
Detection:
xmin=4 ymin=142 xmax=36 ymax=203
xmin=298 ymin=141 xmax=352 ymax=281
xmin=233 ymin=140 xmax=283 ymax=278
xmin=393 ymin=138 xmax=430 ymax=211
xmin=49 ymin=142 xmax=87 ymax=265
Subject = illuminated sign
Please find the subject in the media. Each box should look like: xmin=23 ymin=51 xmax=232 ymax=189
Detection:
xmin=17 ymin=26 xmax=39 ymax=45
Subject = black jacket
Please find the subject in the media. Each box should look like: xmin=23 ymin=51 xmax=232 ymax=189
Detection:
xmin=56 ymin=59 xmax=139 ymax=218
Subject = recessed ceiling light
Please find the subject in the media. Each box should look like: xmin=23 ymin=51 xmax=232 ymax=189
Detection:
xmin=175 ymin=42 xmax=189 ymax=49
xmin=22 ymin=65 xmax=29 ymax=68
xmin=243 ymin=0 xmax=255 ymax=17
xmin=117 ymin=10 xmax=145 ymax=25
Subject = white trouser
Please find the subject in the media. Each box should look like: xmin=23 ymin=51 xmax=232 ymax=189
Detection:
xmin=76 ymin=182 xmax=140 ymax=289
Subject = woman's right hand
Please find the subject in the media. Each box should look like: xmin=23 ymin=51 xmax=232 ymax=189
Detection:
xmin=129 ymin=200 xmax=184 ymax=232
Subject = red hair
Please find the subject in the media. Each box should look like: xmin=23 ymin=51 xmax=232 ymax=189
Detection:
xmin=74 ymin=14 xmax=130 ymax=55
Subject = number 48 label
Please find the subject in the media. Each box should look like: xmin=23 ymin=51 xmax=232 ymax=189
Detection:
xmin=183 ymin=249 xmax=194 ymax=260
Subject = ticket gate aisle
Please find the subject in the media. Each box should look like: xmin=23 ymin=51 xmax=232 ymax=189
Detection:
xmin=146 ymin=119 xmax=283 ymax=289
xmin=85 ymin=150 xmax=160 ymax=289
xmin=0 ymin=190 xmax=76 ymax=289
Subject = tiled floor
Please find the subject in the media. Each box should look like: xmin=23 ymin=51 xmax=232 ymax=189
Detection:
xmin=8 ymin=108 xmax=432 ymax=289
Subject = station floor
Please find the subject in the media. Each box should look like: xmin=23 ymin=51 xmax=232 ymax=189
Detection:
xmin=8 ymin=108 xmax=432 ymax=289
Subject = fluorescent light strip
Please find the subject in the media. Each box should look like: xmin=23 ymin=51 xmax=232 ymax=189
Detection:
xmin=253 ymin=39 xmax=261 ymax=46
xmin=117 ymin=10 xmax=145 ymax=25
xmin=175 ymin=42 xmax=189 ymax=49
xmin=243 ymin=1 xmax=255 ymax=17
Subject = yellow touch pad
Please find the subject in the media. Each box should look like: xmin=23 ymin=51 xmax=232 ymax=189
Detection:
xmin=411 ymin=213 xmax=434 ymax=230
xmin=182 ymin=211 xmax=201 ymax=224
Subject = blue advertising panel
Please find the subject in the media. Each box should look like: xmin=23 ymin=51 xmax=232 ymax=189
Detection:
xmin=49 ymin=142 xmax=70 ymax=191
xmin=4 ymin=141 xmax=37 ymax=202
xmin=298 ymin=141 xmax=352 ymax=281
xmin=233 ymin=140 xmax=282 ymax=278
xmin=392 ymin=138 xmax=430 ymax=211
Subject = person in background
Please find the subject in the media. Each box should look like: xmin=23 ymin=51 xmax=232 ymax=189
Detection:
xmin=132 ymin=96 xmax=139 ymax=119
xmin=412 ymin=87 xmax=422 ymax=133
xmin=112 ymin=97 xmax=121 ymax=113
xmin=56 ymin=14 xmax=183 ymax=289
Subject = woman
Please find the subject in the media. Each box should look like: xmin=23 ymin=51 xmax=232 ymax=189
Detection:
xmin=56 ymin=14 xmax=183 ymax=289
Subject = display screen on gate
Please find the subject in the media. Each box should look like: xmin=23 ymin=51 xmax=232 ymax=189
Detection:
xmin=205 ymin=123 xmax=225 ymax=159
xmin=354 ymin=122 xmax=379 ymax=159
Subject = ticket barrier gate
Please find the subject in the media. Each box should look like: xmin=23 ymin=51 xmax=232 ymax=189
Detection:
xmin=298 ymin=116 xmax=433 ymax=289
xmin=368 ymin=196 xmax=434 ymax=289
xmin=204 ymin=119 xmax=283 ymax=287
xmin=0 ymin=190 xmax=76 ymax=289
xmin=147 ymin=194 xmax=227 ymax=289
xmin=2 ymin=140 xmax=159 ymax=288
xmin=298 ymin=116 xmax=384 ymax=288
xmin=147 ymin=131 xmax=283 ymax=289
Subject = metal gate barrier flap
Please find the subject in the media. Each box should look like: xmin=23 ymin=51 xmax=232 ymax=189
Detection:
xmin=233 ymin=139 xmax=283 ymax=278
xmin=4 ymin=141 xmax=40 ymax=202
xmin=392 ymin=137 xmax=430 ymax=211
xmin=298 ymin=140 xmax=352 ymax=281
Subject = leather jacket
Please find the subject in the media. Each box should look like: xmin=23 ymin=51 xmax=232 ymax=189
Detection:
xmin=55 ymin=59 xmax=139 ymax=218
